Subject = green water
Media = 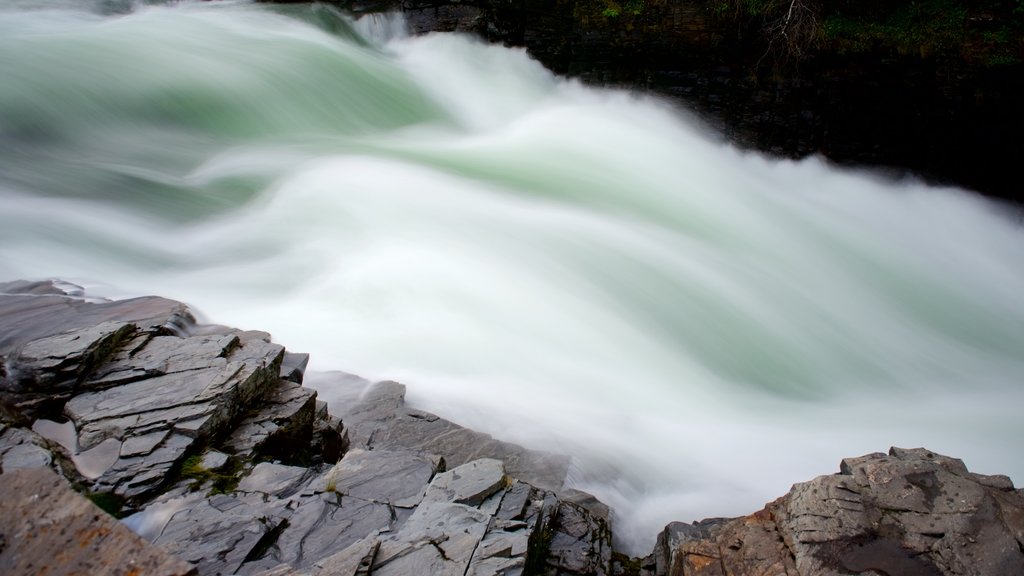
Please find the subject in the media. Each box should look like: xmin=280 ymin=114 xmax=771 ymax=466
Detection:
xmin=2 ymin=0 xmax=1023 ymax=553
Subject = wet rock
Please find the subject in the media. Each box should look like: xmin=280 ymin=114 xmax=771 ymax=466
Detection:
xmin=0 ymin=424 xmax=82 ymax=482
xmin=306 ymin=457 xmax=614 ymax=576
xmin=660 ymin=447 xmax=1024 ymax=576
xmin=15 ymin=320 xmax=137 ymax=389
xmin=334 ymin=378 xmax=571 ymax=492
xmin=546 ymin=500 xmax=613 ymax=576
xmin=280 ymin=351 xmax=309 ymax=383
xmin=201 ymin=450 xmax=230 ymax=471
xmin=315 ymin=459 xmax=532 ymax=576
xmin=423 ymin=457 xmax=506 ymax=507
xmin=310 ymin=399 xmax=348 ymax=465
xmin=153 ymin=493 xmax=290 ymax=576
xmin=141 ymin=447 xmax=442 ymax=574
xmin=0 ymin=284 xmax=610 ymax=576
xmin=1 ymin=438 xmax=52 ymax=471
xmin=238 ymin=462 xmax=312 ymax=497
xmin=316 ymin=448 xmax=439 ymax=507
xmin=65 ymin=331 xmax=283 ymax=498
xmin=224 ymin=379 xmax=317 ymax=463
xmin=0 ymin=281 xmax=191 ymax=355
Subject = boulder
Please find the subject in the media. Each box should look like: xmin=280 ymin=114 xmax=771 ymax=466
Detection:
xmin=653 ymin=447 xmax=1024 ymax=576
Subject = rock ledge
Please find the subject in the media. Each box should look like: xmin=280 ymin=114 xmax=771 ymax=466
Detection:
xmin=2 ymin=279 xmax=1021 ymax=576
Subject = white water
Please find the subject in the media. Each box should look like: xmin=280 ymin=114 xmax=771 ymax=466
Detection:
xmin=2 ymin=0 xmax=1023 ymax=554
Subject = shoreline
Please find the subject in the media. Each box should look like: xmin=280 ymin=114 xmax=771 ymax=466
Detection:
xmin=2 ymin=278 xmax=1023 ymax=575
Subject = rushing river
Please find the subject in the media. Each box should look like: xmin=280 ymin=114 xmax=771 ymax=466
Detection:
xmin=2 ymin=0 xmax=1023 ymax=554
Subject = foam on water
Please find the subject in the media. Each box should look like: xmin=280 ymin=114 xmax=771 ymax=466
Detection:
xmin=2 ymin=0 xmax=1022 ymax=554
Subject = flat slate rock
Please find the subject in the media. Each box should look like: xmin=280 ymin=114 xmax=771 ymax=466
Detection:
xmin=314 ymin=458 xmax=612 ymax=576
xmin=65 ymin=331 xmax=283 ymax=498
xmin=327 ymin=377 xmax=571 ymax=493
xmin=0 ymin=281 xmax=190 ymax=355
xmin=0 ymin=466 xmax=196 ymax=576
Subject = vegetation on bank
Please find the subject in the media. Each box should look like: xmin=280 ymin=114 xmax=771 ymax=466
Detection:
xmin=713 ymin=0 xmax=1024 ymax=66
xmin=582 ymin=0 xmax=1023 ymax=66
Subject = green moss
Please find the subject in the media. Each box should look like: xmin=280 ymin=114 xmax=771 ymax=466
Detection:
xmin=709 ymin=0 xmax=797 ymax=19
xmin=820 ymin=1 xmax=1023 ymax=65
xmin=709 ymin=0 xmax=1022 ymax=66
xmin=612 ymin=551 xmax=642 ymax=576
xmin=822 ymin=1 xmax=967 ymax=55
xmin=179 ymin=453 xmax=243 ymax=495
xmin=523 ymin=518 xmax=554 ymax=576
xmin=86 ymin=491 xmax=126 ymax=518
xmin=590 ymin=0 xmax=646 ymax=19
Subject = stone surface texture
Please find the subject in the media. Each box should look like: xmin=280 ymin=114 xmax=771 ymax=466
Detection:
xmin=0 ymin=280 xmax=609 ymax=576
xmin=641 ymin=447 xmax=1024 ymax=576
xmin=4 ymin=280 xmax=1022 ymax=576
xmin=0 ymin=466 xmax=196 ymax=576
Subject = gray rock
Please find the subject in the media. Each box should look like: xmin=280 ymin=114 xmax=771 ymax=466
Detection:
xmin=280 ymin=352 xmax=310 ymax=384
xmin=0 ymin=279 xmax=78 ymax=296
xmin=0 ymin=288 xmax=191 ymax=360
xmin=224 ymin=379 xmax=317 ymax=463
xmin=373 ymin=500 xmax=493 ymax=575
xmin=1 ymin=285 xmax=613 ymax=576
xmin=153 ymin=493 xmax=289 ymax=576
xmin=95 ymin=433 xmax=194 ymax=498
xmin=201 ymin=450 xmax=230 ymax=471
xmin=2 ymin=320 xmax=138 ymax=418
xmin=546 ymin=500 xmax=612 ymax=576
xmin=332 ymin=379 xmax=571 ymax=493
xmin=87 ymin=333 xmax=240 ymax=388
xmin=61 ymin=329 xmax=283 ymax=498
xmin=423 ymin=457 xmax=506 ymax=507
xmin=15 ymin=320 xmax=137 ymax=386
xmin=245 ymin=492 xmax=395 ymax=572
xmin=311 ymin=401 xmax=348 ymax=465
xmin=237 ymin=449 xmax=441 ymax=571
xmin=314 ymin=448 xmax=440 ymax=507
xmin=1 ymin=441 xmax=52 ymax=471
xmin=238 ymin=462 xmax=311 ymax=497
xmin=313 ymin=534 xmax=380 ymax=575
xmin=121 ymin=429 xmax=169 ymax=457
xmin=307 ymin=458 xmax=609 ymax=576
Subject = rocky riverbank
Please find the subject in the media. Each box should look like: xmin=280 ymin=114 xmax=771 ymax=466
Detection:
xmin=2 ymin=279 xmax=1023 ymax=575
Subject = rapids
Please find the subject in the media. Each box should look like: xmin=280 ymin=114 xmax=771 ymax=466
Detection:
xmin=2 ymin=0 xmax=1023 ymax=554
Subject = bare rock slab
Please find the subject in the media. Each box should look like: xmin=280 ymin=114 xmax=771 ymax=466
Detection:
xmin=331 ymin=378 xmax=571 ymax=492
xmin=0 ymin=466 xmax=196 ymax=576
xmin=660 ymin=447 xmax=1024 ymax=576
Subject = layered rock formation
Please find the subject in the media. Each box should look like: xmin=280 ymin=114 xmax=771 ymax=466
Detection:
xmin=2 ymin=279 xmax=1023 ymax=576
xmin=0 ymin=280 xmax=609 ymax=575
xmin=640 ymin=448 xmax=1024 ymax=576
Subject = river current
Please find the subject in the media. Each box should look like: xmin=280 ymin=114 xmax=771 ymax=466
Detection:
xmin=2 ymin=0 xmax=1023 ymax=554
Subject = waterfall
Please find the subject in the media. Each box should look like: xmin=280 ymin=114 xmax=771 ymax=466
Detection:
xmin=2 ymin=0 xmax=1022 ymax=554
